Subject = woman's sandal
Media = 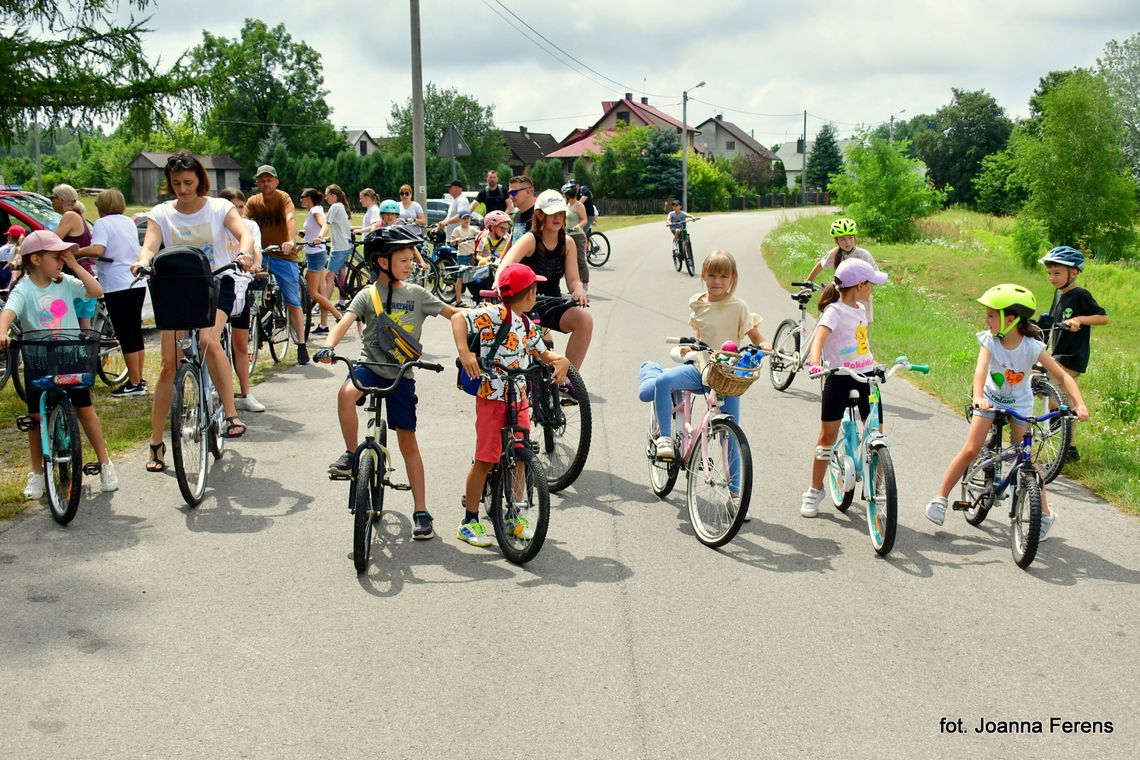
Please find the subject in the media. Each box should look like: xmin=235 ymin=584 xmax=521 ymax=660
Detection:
xmin=146 ymin=442 xmax=166 ymax=473
xmin=224 ymin=416 xmax=247 ymax=438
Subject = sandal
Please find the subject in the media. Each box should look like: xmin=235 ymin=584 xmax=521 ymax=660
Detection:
xmin=224 ymin=416 xmax=247 ymax=439
xmin=146 ymin=442 xmax=166 ymax=473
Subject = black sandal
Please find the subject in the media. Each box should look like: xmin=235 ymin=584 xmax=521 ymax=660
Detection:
xmin=224 ymin=416 xmax=247 ymax=438
xmin=146 ymin=442 xmax=166 ymax=473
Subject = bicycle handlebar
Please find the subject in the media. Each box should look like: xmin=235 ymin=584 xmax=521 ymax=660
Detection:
xmin=133 ymin=260 xmax=240 ymax=282
xmin=790 ymin=281 xmax=824 ymax=290
xmin=665 ymin=336 xmax=763 ymax=362
xmin=324 ymin=353 xmax=443 ymax=396
xmin=982 ymin=404 xmax=1076 ymax=424
xmin=821 ymin=356 xmax=930 ymax=382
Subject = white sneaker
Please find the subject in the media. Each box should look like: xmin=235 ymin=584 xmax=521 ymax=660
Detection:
xmin=654 ymin=435 xmax=675 ymax=462
xmin=100 ymin=461 xmax=119 ymax=493
xmin=925 ymin=496 xmax=948 ymax=526
xmin=23 ymin=472 xmax=45 ymax=500
xmin=236 ymin=394 xmax=266 ymax=413
xmin=1039 ymin=511 xmax=1057 ymax=541
xmin=800 ymin=487 xmax=822 ymax=518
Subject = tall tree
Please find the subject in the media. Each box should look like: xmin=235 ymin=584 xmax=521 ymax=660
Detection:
xmin=1097 ymin=33 xmax=1140 ymax=179
xmin=187 ymin=19 xmax=344 ymax=176
xmin=730 ymin=153 xmax=776 ymax=194
xmin=530 ymin=159 xmax=565 ymax=194
xmin=804 ymin=123 xmax=843 ymax=190
xmin=386 ymin=83 xmax=508 ymax=181
xmin=1 ymin=1 xmax=192 ymax=142
xmin=913 ymin=89 xmax=1011 ymax=206
xmin=640 ymin=128 xmax=682 ymax=198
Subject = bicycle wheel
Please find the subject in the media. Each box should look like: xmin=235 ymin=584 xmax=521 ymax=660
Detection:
xmin=245 ymin=301 xmax=261 ymax=376
xmin=533 ymin=364 xmax=592 ymax=492
xmin=170 ymin=362 xmax=209 ymax=507
xmin=94 ymin=307 xmax=128 ymax=388
xmin=353 ymin=447 xmax=379 ymax=574
xmin=1011 ymin=472 xmax=1042 ymax=569
xmin=685 ymin=418 xmax=752 ymax=548
xmin=0 ymin=345 xmax=10 ymax=391
xmin=826 ymin=418 xmax=856 ymax=512
xmin=673 ymin=242 xmax=683 ymax=272
xmin=646 ymin=405 xmax=679 ymax=498
xmin=207 ymin=380 xmax=224 ymax=461
xmin=586 ymin=232 xmax=610 ymax=267
xmin=1029 ymin=374 xmax=1072 ymax=484
xmin=768 ymin=319 xmax=799 ymax=391
xmin=961 ymin=428 xmax=999 ymax=526
xmin=44 ymin=397 xmax=83 ymax=525
xmin=683 ymin=239 xmax=695 ymax=277
xmin=437 ymin=259 xmax=460 ymax=305
xmin=9 ymin=342 xmax=26 ymax=401
xmin=490 ymin=445 xmax=550 ymax=564
xmin=295 ymin=279 xmax=313 ymax=343
xmin=267 ymin=293 xmax=291 ymax=364
xmin=866 ymin=446 xmax=898 ymax=556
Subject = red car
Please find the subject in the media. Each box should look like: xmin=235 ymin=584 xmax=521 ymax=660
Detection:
xmin=0 ymin=188 xmax=62 ymax=235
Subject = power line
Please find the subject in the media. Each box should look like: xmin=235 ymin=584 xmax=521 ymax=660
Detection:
xmin=687 ymin=97 xmax=800 ymax=119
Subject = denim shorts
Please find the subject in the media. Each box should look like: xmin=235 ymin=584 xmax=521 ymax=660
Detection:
xmin=349 ymin=364 xmax=418 ymax=431
xmin=327 ymin=248 xmax=350 ymax=275
xmin=266 ymin=256 xmax=301 ymax=308
xmin=306 ymin=250 xmax=328 ymax=273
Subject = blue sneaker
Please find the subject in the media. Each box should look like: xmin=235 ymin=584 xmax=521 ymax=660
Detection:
xmin=457 ymin=519 xmax=492 ymax=547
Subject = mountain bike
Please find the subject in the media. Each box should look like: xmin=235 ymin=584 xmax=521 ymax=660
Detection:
xmin=261 ymin=245 xmax=313 ymax=361
xmin=646 ymin=338 xmax=762 ymax=548
xmin=13 ymin=329 xmax=116 ymax=524
xmin=953 ymin=403 xmax=1077 ymax=569
xmin=670 ymin=219 xmax=699 ymax=276
xmin=324 ymin=353 xmax=444 ymax=574
xmin=821 ymin=358 xmax=930 ymax=557
xmin=768 ymin=281 xmax=825 ymax=392
xmin=585 ymin=230 xmax=610 ymax=267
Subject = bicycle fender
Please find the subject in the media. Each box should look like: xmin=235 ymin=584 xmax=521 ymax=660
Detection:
xmin=867 ymin=433 xmax=890 ymax=450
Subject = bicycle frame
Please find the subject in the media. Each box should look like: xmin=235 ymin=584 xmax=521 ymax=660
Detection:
xmin=966 ymin=407 xmax=1052 ymax=513
xmin=177 ymin=326 xmax=225 ymax=441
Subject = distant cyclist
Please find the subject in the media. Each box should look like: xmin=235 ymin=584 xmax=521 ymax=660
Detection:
xmin=803 ymin=217 xmax=878 ymax=323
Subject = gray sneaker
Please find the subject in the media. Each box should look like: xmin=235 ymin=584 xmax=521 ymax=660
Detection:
xmin=328 ymin=451 xmax=353 ymax=476
xmin=1039 ymin=511 xmax=1057 ymax=541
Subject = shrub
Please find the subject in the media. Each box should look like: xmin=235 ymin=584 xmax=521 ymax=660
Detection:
xmin=1009 ymin=216 xmax=1050 ymax=269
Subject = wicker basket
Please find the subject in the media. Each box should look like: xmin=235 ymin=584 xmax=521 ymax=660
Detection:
xmin=701 ymin=354 xmax=762 ymax=397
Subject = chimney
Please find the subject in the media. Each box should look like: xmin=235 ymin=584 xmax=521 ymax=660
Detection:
xmin=624 ymin=92 xmax=632 ymax=100
xmin=519 ymin=126 xmax=527 ymax=136
xmin=641 ymin=97 xmax=649 ymax=105
xmin=716 ymin=114 xmax=723 ymax=121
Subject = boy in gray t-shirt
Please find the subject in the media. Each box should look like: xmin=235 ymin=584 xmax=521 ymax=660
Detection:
xmin=666 ymin=199 xmax=692 ymax=248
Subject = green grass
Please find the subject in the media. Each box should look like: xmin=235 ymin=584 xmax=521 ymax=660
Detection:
xmin=762 ymin=211 xmax=1140 ymax=515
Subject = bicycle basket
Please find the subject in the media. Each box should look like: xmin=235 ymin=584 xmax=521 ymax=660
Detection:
xmin=702 ymin=354 xmax=761 ymax=397
xmin=20 ymin=329 xmax=100 ymax=390
xmin=147 ymin=246 xmax=219 ymax=330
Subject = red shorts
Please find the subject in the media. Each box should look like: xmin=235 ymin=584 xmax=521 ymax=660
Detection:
xmin=475 ymin=395 xmax=530 ymax=463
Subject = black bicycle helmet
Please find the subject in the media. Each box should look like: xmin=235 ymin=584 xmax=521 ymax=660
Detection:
xmin=363 ymin=224 xmax=424 ymax=263
xmin=561 ymin=180 xmax=578 ymax=196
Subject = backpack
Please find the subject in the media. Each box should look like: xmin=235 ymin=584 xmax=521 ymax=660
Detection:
xmin=456 ymin=304 xmax=531 ymax=396
xmin=368 ymin=284 xmax=423 ymax=364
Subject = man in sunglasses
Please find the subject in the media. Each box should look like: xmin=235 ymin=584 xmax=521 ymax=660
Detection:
xmin=508 ymin=176 xmax=535 ymax=244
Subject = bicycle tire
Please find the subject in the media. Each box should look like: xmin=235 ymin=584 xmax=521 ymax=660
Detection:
xmin=245 ymin=300 xmax=261 ymax=376
xmin=171 ymin=362 xmax=208 ymax=507
xmin=353 ymin=448 xmax=378 ymax=574
xmin=769 ymin=319 xmax=799 ymax=391
xmin=866 ymin=446 xmax=898 ymax=556
xmin=44 ymin=396 xmax=83 ymax=525
xmin=94 ymin=306 xmax=128 ymax=388
xmin=267 ymin=292 xmax=291 ymax=363
xmin=490 ymin=445 xmax=550 ymax=564
xmin=10 ymin=343 xmax=26 ymax=401
xmin=533 ymin=363 xmax=592 ymax=492
xmin=961 ymin=428 xmax=999 ymax=527
xmin=646 ymin=405 xmax=679 ymax=498
xmin=1029 ymin=374 xmax=1072 ymax=484
xmin=683 ymin=239 xmax=695 ymax=277
xmin=586 ymin=232 xmax=610 ymax=267
xmin=1011 ymin=472 xmax=1042 ymax=569
xmin=673 ymin=241 xmax=683 ymax=272
xmin=208 ymin=380 xmax=224 ymax=461
xmin=0 ymin=345 xmax=10 ymax=392
xmin=685 ymin=417 xmax=752 ymax=548
xmin=826 ymin=418 xmax=856 ymax=512
xmin=296 ymin=279 xmax=313 ymax=343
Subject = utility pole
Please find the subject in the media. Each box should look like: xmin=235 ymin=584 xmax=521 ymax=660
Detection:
xmin=410 ymin=0 xmax=427 ymax=210
xmin=801 ymin=109 xmax=807 ymax=207
xmin=889 ymin=108 xmax=906 ymax=142
xmin=681 ymin=80 xmax=705 ymax=214
xmin=34 ymin=118 xmax=43 ymax=194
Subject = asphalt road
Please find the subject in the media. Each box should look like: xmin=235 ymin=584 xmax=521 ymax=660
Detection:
xmin=2 ymin=210 xmax=1136 ymax=759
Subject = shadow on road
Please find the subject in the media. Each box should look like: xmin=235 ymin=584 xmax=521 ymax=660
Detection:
xmin=181 ymin=450 xmax=314 ymax=534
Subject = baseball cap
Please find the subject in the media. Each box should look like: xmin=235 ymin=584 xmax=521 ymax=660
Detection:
xmin=458 ymin=209 xmax=471 ymax=217
xmin=255 ymin=164 xmax=278 ymax=178
xmin=448 ymin=179 xmax=464 ymax=189
xmin=5 ymin=224 xmax=25 ymax=238
xmin=834 ymin=259 xmax=888 ymax=288
xmin=497 ymin=263 xmax=546 ymax=297
xmin=535 ymin=189 xmax=568 ymax=215
xmin=20 ymin=229 xmax=78 ymax=256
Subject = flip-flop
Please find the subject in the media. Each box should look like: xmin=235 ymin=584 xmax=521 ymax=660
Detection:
xmin=224 ymin=416 xmax=247 ymax=438
xmin=146 ymin=442 xmax=166 ymax=473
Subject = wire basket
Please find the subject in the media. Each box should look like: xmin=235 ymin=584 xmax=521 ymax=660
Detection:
xmin=702 ymin=354 xmax=762 ymax=397
xmin=20 ymin=328 xmax=101 ymax=390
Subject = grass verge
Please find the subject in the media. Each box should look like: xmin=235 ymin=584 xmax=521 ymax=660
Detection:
xmin=761 ymin=210 xmax=1139 ymax=515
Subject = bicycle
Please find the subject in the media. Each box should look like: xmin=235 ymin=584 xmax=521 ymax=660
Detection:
xmin=13 ymin=329 xmax=116 ymax=524
xmin=669 ymin=218 xmax=699 ymax=276
xmin=1022 ymin=321 xmax=1083 ymax=484
xmin=261 ymin=245 xmax=313 ymax=361
xmin=0 ymin=287 xmax=21 ymax=396
xmin=585 ymin=230 xmax=610 ymax=268
xmin=767 ymin=281 xmax=825 ymax=392
xmin=820 ymin=358 xmax=930 ymax=557
xmin=87 ymin=268 xmax=129 ymax=390
xmin=324 ymin=353 xmax=444 ymax=574
xmin=645 ymin=337 xmax=762 ymax=548
xmin=953 ymin=403 xmax=1077 ymax=569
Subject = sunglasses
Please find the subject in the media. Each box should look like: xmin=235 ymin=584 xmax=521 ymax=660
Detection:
xmin=400 ymin=191 xmax=411 ymax=196
xmin=166 ymin=155 xmax=197 ymax=170
xmin=508 ymin=187 xmax=532 ymax=197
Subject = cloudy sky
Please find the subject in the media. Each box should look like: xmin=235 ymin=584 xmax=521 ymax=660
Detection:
xmin=120 ymin=0 xmax=1137 ymax=148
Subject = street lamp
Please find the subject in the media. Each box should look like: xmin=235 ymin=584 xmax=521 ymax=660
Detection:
xmin=889 ymin=108 xmax=906 ymax=142
xmin=681 ymin=80 xmax=705 ymax=214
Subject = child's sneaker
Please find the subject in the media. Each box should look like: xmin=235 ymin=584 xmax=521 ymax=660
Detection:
xmin=328 ymin=451 xmax=353 ymax=476
xmin=654 ymin=436 xmax=675 ymax=462
xmin=23 ymin=472 xmax=45 ymax=500
xmin=412 ymin=511 xmax=435 ymax=540
xmin=1040 ymin=510 xmax=1057 ymax=541
xmin=800 ymin=487 xmax=822 ymax=517
xmin=925 ymin=496 xmax=948 ymax=526
xmin=506 ymin=505 xmax=536 ymax=540
xmin=100 ymin=462 xmax=119 ymax=492
xmin=457 ymin=519 xmax=493 ymax=547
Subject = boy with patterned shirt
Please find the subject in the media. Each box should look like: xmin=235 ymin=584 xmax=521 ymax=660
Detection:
xmin=451 ymin=263 xmax=569 ymax=547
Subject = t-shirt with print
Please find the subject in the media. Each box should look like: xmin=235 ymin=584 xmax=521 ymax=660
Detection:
xmin=818 ymin=301 xmax=875 ymax=371
xmin=688 ymin=293 xmax=761 ymax=350
xmin=978 ymin=330 xmax=1045 ymax=416
xmin=244 ymin=189 xmax=294 ymax=247
xmin=1047 ymin=287 xmax=1105 ymax=373
xmin=450 ymin=225 xmax=478 ymax=255
xmin=347 ymin=281 xmax=444 ymax=379
xmin=0 ymin=242 xmax=15 ymax=265
xmin=3 ymin=273 xmax=87 ymax=332
xmin=512 ymin=206 xmax=534 ymax=244
xmin=475 ymin=233 xmax=509 ymax=261
xmin=463 ymin=304 xmax=545 ymax=401
xmin=146 ymin=197 xmax=235 ymax=267
xmin=91 ymin=214 xmax=145 ymax=294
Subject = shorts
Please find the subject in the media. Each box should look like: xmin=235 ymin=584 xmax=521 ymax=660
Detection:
xmin=474 ymin=395 xmax=531 ymax=463
xmin=266 ymin=257 xmax=301 ymax=308
xmin=821 ymin=374 xmax=870 ymax=423
xmin=73 ymin=296 xmax=98 ymax=320
xmin=348 ymin=364 xmax=418 ymax=431
xmin=0 ymin=267 xmax=11 ymax=289
xmin=530 ymin=294 xmax=579 ymax=333
xmin=306 ymin=250 xmax=328 ymax=273
xmin=328 ymin=249 xmax=350 ymax=275
xmin=26 ymin=386 xmax=92 ymax=416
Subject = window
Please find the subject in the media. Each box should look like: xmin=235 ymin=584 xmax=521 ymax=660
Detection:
xmin=725 ymin=140 xmax=736 ymax=151
xmin=617 ymin=111 xmax=630 ymax=124
xmin=359 ymin=142 xmax=367 ymax=156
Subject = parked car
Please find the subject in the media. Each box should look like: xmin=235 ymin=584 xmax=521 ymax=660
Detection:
xmin=0 ymin=189 xmax=61 ymax=235
xmin=425 ymin=198 xmax=483 ymax=230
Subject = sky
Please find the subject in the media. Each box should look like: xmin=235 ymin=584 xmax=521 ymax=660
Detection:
xmin=117 ymin=0 xmax=1140 ymax=149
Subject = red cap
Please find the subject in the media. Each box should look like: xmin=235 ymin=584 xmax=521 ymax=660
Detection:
xmin=5 ymin=225 xmax=25 ymax=238
xmin=497 ymin=263 xmax=546 ymax=297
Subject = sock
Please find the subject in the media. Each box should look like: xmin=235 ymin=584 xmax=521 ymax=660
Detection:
xmin=463 ymin=511 xmax=479 ymax=524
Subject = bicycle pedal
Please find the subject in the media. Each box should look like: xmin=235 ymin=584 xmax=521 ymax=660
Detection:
xmin=328 ymin=472 xmax=351 ymax=481
xmin=386 ymin=480 xmax=411 ymax=491
xmin=82 ymin=462 xmax=102 ymax=476
xmin=15 ymin=415 xmax=36 ymax=432
xmin=951 ymin=500 xmax=973 ymax=511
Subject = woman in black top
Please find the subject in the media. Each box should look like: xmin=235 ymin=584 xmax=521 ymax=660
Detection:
xmin=495 ymin=189 xmax=593 ymax=369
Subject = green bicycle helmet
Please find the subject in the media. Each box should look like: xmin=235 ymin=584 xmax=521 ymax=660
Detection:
xmin=978 ymin=283 xmax=1036 ymax=337
xmin=830 ymin=218 xmax=857 ymax=238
